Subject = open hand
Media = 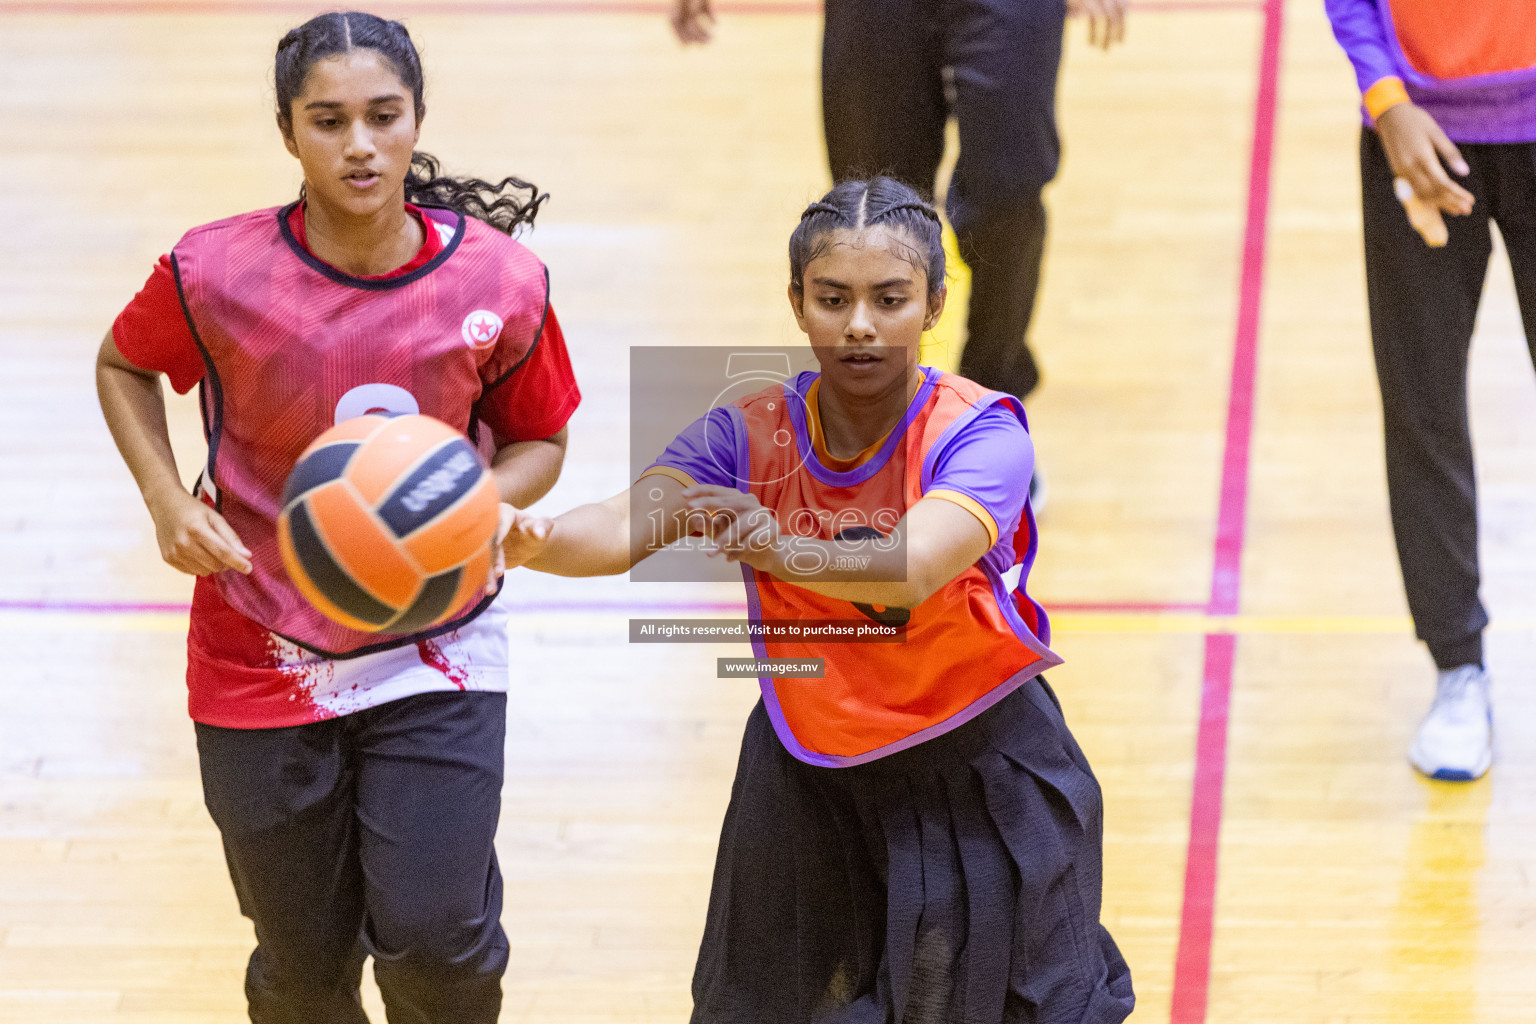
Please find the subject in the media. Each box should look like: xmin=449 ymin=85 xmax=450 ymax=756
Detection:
xmin=491 ymin=503 xmax=553 ymax=590
xmin=148 ymin=489 xmax=252 ymax=576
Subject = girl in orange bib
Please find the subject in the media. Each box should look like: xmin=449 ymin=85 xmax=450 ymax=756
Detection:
xmin=502 ymin=178 xmax=1133 ymax=1024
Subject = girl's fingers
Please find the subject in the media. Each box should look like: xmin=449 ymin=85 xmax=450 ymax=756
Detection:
xmin=1430 ymin=128 xmax=1470 ymax=179
xmin=190 ymin=524 xmax=248 ymax=574
xmin=193 ymin=521 xmax=251 ymax=574
xmin=1404 ymin=162 xmax=1445 ymax=209
xmin=170 ymin=557 xmax=211 ymax=578
xmin=487 ymin=537 xmax=506 ymax=592
xmin=173 ymin=542 xmax=222 ymax=576
xmin=514 ymin=516 xmax=553 ymax=542
xmin=205 ymin=512 xmax=251 ymax=558
xmin=204 ymin=514 xmax=253 ymax=571
xmin=1419 ymin=153 xmax=1473 ymax=211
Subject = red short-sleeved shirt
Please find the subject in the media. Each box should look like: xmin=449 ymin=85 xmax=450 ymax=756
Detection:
xmin=112 ymin=203 xmax=581 ymax=728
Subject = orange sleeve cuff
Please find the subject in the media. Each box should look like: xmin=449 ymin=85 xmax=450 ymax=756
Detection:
xmin=1364 ymin=76 xmax=1410 ymax=121
xmin=925 ymin=489 xmax=999 ymax=547
xmin=637 ymin=465 xmax=698 ymax=489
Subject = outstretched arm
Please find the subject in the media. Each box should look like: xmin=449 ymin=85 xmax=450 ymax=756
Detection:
xmin=499 ymin=471 xmax=705 ymax=577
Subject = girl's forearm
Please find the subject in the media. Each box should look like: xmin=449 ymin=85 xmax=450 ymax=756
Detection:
xmin=95 ymin=334 xmax=187 ymax=514
xmin=491 ymin=428 xmax=567 ymax=508
xmin=525 ymin=497 xmax=635 ymax=577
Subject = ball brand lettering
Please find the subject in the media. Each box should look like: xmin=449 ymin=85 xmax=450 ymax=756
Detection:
xmin=401 ymin=451 xmax=477 ymax=513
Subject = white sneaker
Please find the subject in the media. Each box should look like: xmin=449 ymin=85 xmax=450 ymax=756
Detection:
xmin=1409 ymin=664 xmax=1492 ymax=781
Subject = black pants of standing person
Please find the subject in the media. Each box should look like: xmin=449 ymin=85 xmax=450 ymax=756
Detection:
xmin=196 ymin=691 xmax=509 ymax=1024
xmin=1361 ymin=129 xmax=1536 ymax=671
xmin=823 ymin=0 xmax=1065 ymax=401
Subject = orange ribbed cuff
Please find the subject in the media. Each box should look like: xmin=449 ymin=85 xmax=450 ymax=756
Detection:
xmin=925 ymin=489 xmax=999 ymax=546
xmin=1364 ymin=76 xmax=1410 ymax=120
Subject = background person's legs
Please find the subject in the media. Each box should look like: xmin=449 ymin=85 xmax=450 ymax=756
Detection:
xmin=1360 ymin=129 xmax=1493 ymax=672
xmin=821 ymin=0 xmax=948 ymax=190
xmin=1486 ymin=144 xmax=1536 ymax=427
xmin=946 ymin=0 xmax=1064 ymax=401
xmin=1360 ymin=128 xmax=1504 ymax=780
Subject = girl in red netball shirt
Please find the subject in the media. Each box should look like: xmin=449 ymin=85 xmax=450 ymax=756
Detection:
xmin=502 ymin=179 xmax=1134 ymax=1024
xmin=95 ymin=12 xmax=577 ymax=1021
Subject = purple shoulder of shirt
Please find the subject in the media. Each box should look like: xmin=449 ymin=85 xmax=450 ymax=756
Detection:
xmin=646 ymin=406 xmax=743 ymax=488
xmin=927 ymin=402 xmax=1034 ymax=544
xmin=1324 ymin=0 xmax=1536 ymax=143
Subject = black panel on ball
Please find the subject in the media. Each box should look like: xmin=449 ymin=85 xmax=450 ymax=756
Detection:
xmin=386 ymin=567 xmax=463 ymax=635
xmin=282 ymin=441 xmax=361 ymax=507
xmin=376 ymin=439 xmax=484 ymax=538
xmin=285 ymin=501 xmax=396 ymax=627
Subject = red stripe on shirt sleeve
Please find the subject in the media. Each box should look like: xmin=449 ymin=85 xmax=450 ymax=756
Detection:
xmin=477 ymin=305 xmax=581 ymax=443
xmin=111 ymin=255 xmax=206 ymax=395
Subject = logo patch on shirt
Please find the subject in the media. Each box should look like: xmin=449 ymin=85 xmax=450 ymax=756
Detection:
xmin=461 ymin=310 xmax=503 ymax=350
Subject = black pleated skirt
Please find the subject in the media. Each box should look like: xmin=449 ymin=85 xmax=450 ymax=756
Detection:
xmin=691 ymin=677 xmax=1135 ymax=1024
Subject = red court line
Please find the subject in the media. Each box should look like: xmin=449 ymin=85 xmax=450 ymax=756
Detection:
xmin=0 ymin=0 xmax=1262 ymax=14
xmin=1168 ymin=1 xmax=1282 ymax=1023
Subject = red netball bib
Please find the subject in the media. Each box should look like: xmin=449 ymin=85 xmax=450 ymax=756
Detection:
xmin=171 ymin=203 xmax=547 ymax=657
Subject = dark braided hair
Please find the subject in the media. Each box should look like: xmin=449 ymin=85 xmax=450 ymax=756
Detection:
xmin=274 ymin=11 xmax=547 ymax=235
xmin=788 ymin=177 xmax=945 ymax=298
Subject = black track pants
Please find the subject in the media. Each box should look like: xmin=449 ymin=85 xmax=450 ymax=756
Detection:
xmin=822 ymin=0 xmax=1065 ymax=400
xmin=196 ymin=691 xmax=508 ymax=1024
xmin=1360 ymin=128 xmax=1536 ymax=669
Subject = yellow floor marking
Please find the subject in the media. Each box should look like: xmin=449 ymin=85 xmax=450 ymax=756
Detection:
xmin=919 ymin=223 xmax=968 ymax=375
xmin=1387 ymin=776 xmax=1490 ymax=1022
xmin=1050 ymin=612 xmax=1423 ymax=634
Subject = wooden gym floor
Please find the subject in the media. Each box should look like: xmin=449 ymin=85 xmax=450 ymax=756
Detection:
xmin=2 ymin=0 xmax=1535 ymax=1021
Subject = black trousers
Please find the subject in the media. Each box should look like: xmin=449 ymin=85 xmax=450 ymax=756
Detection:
xmin=822 ymin=0 xmax=1065 ymax=400
xmin=196 ymin=691 xmax=509 ymax=1024
xmin=1361 ymin=129 xmax=1536 ymax=669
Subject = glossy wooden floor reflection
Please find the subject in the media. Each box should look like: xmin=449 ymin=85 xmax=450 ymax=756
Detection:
xmin=1 ymin=1 xmax=1534 ymax=1022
